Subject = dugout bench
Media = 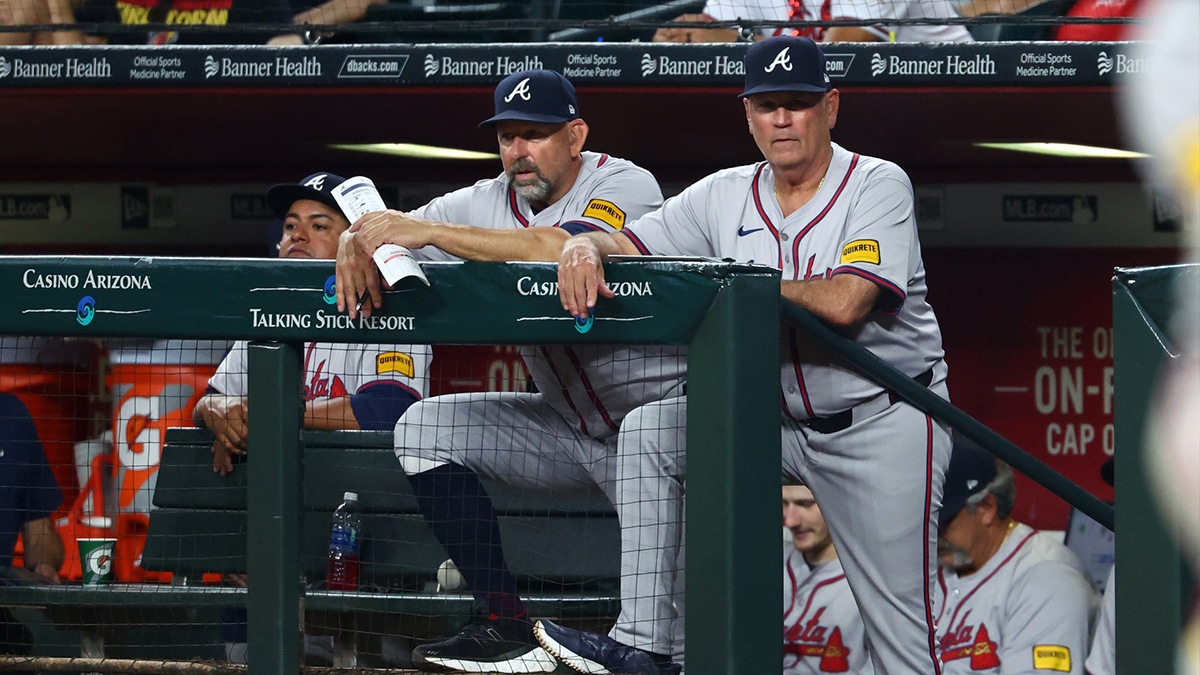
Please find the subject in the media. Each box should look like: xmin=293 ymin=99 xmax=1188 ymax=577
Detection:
xmin=0 ymin=427 xmax=622 ymax=667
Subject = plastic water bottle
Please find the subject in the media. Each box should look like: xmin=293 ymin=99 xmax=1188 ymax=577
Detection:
xmin=325 ymin=491 xmax=361 ymax=591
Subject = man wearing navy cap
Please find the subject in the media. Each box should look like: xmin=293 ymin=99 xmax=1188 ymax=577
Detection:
xmin=556 ymin=36 xmax=952 ymax=674
xmin=334 ymin=72 xmax=684 ymax=673
xmin=196 ymin=173 xmax=432 ymax=665
xmin=197 ymin=172 xmax=431 ymax=476
xmin=933 ymin=439 xmax=1095 ymax=674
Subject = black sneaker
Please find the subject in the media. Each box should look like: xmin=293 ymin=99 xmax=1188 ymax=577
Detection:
xmin=412 ymin=616 xmax=561 ymax=673
xmin=534 ymin=619 xmax=681 ymax=675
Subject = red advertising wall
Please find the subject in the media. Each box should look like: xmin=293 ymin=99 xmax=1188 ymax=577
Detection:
xmin=429 ymin=344 xmax=529 ymax=396
xmin=925 ymin=247 xmax=1178 ymax=530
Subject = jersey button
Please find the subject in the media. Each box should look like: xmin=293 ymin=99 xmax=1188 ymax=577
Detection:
xmin=787 ymin=386 xmax=796 ymax=394
xmin=784 ymin=256 xmax=791 ymax=264
xmin=781 ymin=233 xmax=790 ymax=241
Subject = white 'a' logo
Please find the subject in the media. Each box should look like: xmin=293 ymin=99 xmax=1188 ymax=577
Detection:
xmin=304 ymin=174 xmax=328 ymax=190
xmin=504 ymin=77 xmax=533 ymax=103
xmin=764 ymin=47 xmax=793 ymax=73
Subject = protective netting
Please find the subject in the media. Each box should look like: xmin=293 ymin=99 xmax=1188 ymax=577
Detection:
xmin=0 ymin=0 xmax=1143 ymax=47
xmin=0 ymin=335 xmax=688 ymax=669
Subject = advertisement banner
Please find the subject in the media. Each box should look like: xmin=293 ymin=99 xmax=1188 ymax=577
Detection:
xmin=0 ymin=42 xmax=1150 ymax=89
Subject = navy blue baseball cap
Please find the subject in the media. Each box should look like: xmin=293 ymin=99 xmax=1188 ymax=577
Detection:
xmin=740 ymin=35 xmax=832 ymax=99
xmin=938 ymin=437 xmax=998 ymax=529
xmin=480 ymin=69 xmax=580 ymax=128
xmin=265 ymin=172 xmax=348 ymax=220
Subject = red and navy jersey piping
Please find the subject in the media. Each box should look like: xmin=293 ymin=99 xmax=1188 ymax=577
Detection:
xmin=751 ymin=162 xmax=784 ymax=270
xmin=790 ymin=153 xmax=860 ymax=280
xmin=537 ymin=346 xmax=591 ymax=435
xmin=563 ymin=346 xmax=620 ymax=434
xmin=830 ymin=267 xmax=905 ymax=314
xmin=935 ymin=529 xmax=1037 ymax=629
xmin=508 ymin=189 xmax=529 ymax=227
xmin=923 ymin=416 xmax=944 ymax=675
xmin=561 ymin=220 xmax=606 ymax=235
xmin=622 ymin=228 xmax=653 ymax=255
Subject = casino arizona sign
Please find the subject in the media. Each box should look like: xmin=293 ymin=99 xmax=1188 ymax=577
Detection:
xmin=23 ymin=268 xmax=151 ymax=290
xmin=517 ymin=276 xmax=653 ymax=297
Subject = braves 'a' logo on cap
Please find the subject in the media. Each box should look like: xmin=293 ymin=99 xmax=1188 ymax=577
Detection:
xmin=504 ymin=77 xmax=533 ymax=103
xmin=304 ymin=174 xmax=328 ymax=190
xmin=765 ymin=47 xmax=794 ymax=73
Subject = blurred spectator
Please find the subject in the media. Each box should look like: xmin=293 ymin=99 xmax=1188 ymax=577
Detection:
xmin=0 ymin=0 xmax=90 ymax=44
xmin=1123 ymin=1 xmax=1200 ymax=672
xmin=652 ymin=0 xmax=780 ymax=43
xmin=782 ymin=485 xmax=873 ymax=674
xmin=290 ymin=0 xmax=384 ymax=33
xmin=72 ymin=0 xmax=386 ymax=45
xmin=956 ymin=0 xmax=1050 ymax=14
xmin=73 ymin=0 xmax=294 ymax=44
xmin=1 ymin=392 xmax=65 ymax=671
xmin=934 ymin=439 xmax=1096 ymax=674
xmin=823 ymin=0 xmax=973 ymax=42
xmin=654 ymin=0 xmax=974 ymax=43
xmin=1053 ymin=0 xmax=1141 ymax=41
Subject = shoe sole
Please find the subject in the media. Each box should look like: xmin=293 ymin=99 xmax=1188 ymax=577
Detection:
xmin=415 ymin=645 xmax=561 ymax=673
xmin=534 ymin=621 xmax=612 ymax=675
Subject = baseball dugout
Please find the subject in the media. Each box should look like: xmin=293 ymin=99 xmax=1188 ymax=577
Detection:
xmin=0 ymin=255 xmax=781 ymax=674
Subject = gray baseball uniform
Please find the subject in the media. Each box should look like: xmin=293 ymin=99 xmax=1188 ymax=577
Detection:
xmin=784 ymin=546 xmax=873 ymax=675
xmin=934 ymin=524 xmax=1096 ymax=675
xmin=703 ymin=0 xmax=826 ymax=41
xmin=1084 ymin=566 xmax=1114 ymax=675
xmin=617 ymin=142 xmax=953 ymax=674
xmin=393 ymin=151 xmax=689 ymax=657
xmin=209 ymin=340 xmax=431 ymax=430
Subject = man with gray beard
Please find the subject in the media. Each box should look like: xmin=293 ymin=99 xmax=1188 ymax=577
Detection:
xmin=335 ymin=69 xmax=685 ymax=674
xmin=933 ymin=439 xmax=1095 ymax=675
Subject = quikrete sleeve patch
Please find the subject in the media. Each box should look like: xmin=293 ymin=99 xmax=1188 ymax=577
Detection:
xmin=584 ymin=199 xmax=626 ymax=230
xmin=377 ymin=351 xmax=414 ymax=377
xmin=1031 ymin=645 xmax=1071 ymax=672
xmin=840 ymin=239 xmax=881 ymax=265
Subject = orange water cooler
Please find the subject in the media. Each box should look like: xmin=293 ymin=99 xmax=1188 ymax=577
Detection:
xmin=102 ymin=339 xmax=232 ymax=582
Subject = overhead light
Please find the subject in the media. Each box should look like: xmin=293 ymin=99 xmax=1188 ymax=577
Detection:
xmin=331 ymin=143 xmax=500 ymax=160
xmin=974 ymin=142 xmax=1149 ymax=159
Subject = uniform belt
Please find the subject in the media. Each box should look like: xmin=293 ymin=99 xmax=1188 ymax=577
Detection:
xmin=803 ymin=368 xmax=934 ymax=435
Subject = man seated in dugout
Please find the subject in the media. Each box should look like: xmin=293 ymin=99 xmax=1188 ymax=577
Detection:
xmin=932 ymin=438 xmax=1096 ymax=675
